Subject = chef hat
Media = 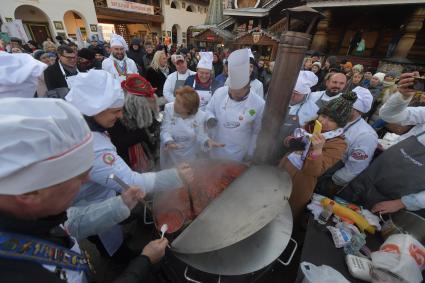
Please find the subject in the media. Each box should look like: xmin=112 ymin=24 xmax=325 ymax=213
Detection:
xmin=0 ymin=52 xmax=47 ymax=98
xmin=294 ymin=71 xmax=318 ymax=95
xmin=352 ymin=86 xmax=373 ymax=113
xmin=228 ymin=49 xmax=250 ymax=90
xmin=248 ymin=48 xmax=255 ymax=59
xmin=197 ymin=52 xmax=213 ymax=70
xmin=0 ymin=98 xmax=93 ymax=195
xmin=110 ymin=33 xmax=128 ymax=50
xmin=373 ymin=72 xmax=385 ymax=83
xmin=65 ymin=69 xmax=124 ymax=116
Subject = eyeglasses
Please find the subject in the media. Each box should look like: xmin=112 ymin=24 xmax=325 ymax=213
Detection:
xmin=61 ymin=55 xmax=77 ymax=60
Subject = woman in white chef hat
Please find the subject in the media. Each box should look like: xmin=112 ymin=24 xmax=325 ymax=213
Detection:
xmin=276 ymin=71 xmax=319 ymax=160
xmin=65 ymin=69 xmax=193 ymax=261
xmin=184 ymin=51 xmax=222 ymax=111
xmin=205 ymin=49 xmax=265 ymax=162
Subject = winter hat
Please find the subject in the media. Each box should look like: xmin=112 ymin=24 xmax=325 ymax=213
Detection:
xmin=352 ymin=64 xmax=364 ymax=73
xmin=78 ymin=48 xmax=95 ymax=61
xmin=343 ymin=62 xmax=353 ymax=69
xmin=33 ymin=50 xmax=46 ymax=61
xmin=312 ymin=62 xmax=321 ymax=68
xmin=318 ymin=91 xmax=357 ymax=127
xmin=385 ymin=70 xmax=399 ymax=80
xmin=121 ymin=74 xmax=156 ymax=98
xmin=373 ymin=72 xmax=385 ymax=83
xmin=130 ymin=38 xmax=141 ymax=46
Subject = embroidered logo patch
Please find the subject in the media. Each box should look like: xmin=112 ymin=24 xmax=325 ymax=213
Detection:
xmin=223 ymin=121 xmax=241 ymax=128
xmin=351 ymin=150 xmax=368 ymax=160
xmin=248 ymin=109 xmax=256 ymax=116
xmin=103 ymin=153 xmax=116 ymax=165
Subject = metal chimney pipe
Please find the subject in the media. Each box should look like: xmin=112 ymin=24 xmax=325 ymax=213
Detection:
xmin=253 ymin=31 xmax=313 ymax=164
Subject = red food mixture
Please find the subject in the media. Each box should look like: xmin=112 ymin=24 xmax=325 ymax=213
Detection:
xmin=153 ymin=160 xmax=248 ymax=234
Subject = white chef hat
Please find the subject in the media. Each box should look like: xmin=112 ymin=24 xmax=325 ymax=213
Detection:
xmin=0 ymin=98 xmax=93 ymax=195
xmin=352 ymin=86 xmax=373 ymax=113
xmin=110 ymin=33 xmax=128 ymax=51
xmin=197 ymin=52 xmax=213 ymax=70
xmin=0 ymin=51 xmax=47 ymax=98
xmin=294 ymin=71 xmax=318 ymax=95
xmin=65 ymin=70 xmax=124 ymax=116
xmin=228 ymin=49 xmax=250 ymax=90
xmin=373 ymin=72 xmax=385 ymax=83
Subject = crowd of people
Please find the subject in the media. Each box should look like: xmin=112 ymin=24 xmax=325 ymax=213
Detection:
xmin=0 ymin=33 xmax=424 ymax=283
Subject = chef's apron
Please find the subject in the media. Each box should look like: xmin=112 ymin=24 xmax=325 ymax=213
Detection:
xmin=274 ymin=105 xmax=302 ymax=163
xmin=193 ymin=80 xmax=212 ymax=111
xmin=339 ymin=130 xmax=425 ymax=216
xmin=210 ymin=96 xmax=253 ymax=162
xmin=59 ymin=62 xmax=79 ymax=89
xmin=174 ymin=73 xmax=186 ymax=94
xmin=315 ymin=92 xmax=327 ymax=109
xmin=160 ymin=115 xmax=199 ymax=169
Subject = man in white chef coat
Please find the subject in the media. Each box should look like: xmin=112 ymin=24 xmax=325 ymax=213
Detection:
xmin=102 ymin=34 xmax=138 ymax=82
xmin=205 ymin=49 xmax=265 ymax=162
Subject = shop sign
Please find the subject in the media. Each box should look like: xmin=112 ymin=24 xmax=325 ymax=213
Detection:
xmin=107 ymin=0 xmax=154 ymax=15
xmin=206 ymin=35 xmax=216 ymax=41
xmin=252 ymin=32 xmax=261 ymax=44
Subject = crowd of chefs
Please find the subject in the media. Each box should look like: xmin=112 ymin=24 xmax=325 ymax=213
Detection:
xmin=0 ymin=33 xmax=424 ymax=282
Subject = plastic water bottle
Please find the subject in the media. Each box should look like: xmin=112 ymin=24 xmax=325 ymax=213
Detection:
xmin=344 ymin=232 xmax=366 ymax=256
xmin=318 ymin=202 xmax=334 ymax=224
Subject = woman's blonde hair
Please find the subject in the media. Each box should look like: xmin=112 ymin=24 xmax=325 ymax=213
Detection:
xmin=42 ymin=41 xmax=56 ymax=52
xmin=150 ymin=50 xmax=166 ymax=71
xmin=175 ymin=86 xmax=199 ymax=116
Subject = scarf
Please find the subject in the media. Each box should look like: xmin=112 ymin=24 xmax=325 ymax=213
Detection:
xmin=110 ymin=54 xmax=128 ymax=76
xmin=287 ymin=127 xmax=344 ymax=170
xmin=382 ymin=80 xmax=396 ymax=88
xmin=195 ymin=73 xmax=212 ymax=89
xmin=159 ymin=65 xmax=169 ymax=77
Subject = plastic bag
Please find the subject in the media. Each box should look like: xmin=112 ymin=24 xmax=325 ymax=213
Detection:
xmin=371 ymin=234 xmax=424 ymax=283
xmin=301 ymin=262 xmax=350 ymax=283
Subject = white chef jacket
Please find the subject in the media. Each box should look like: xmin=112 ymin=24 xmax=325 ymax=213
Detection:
xmin=332 ymin=117 xmax=378 ymax=186
xmin=288 ymin=99 xmax=319 ymax=126
xmin=224 ymin=78 xmax=264 ymax=99
xmin=73 ymin=132 xmax=183 ymax=207
xmin=160 ymin=102 xmax=209 ymax=168
xmin=102 ymin=56 xmax=138 ymax=82
xmin=379 ymin=92 xmax=425 ymax=211
xmin=163 ymin=70 xmax=196 ymax=103
xmin=250 ymin=79 xmax=264 ymax=100
xmin=205 ymin=86 xmax=265 ymax=162
xmin=308 ymin=90 xmax=342 ymax=105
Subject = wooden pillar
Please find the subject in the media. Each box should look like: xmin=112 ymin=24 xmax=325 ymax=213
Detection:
xmin=310 ymin=9 xmax=331 ymax=52
xmin=393 ymin=7 xmax=425 ymax=58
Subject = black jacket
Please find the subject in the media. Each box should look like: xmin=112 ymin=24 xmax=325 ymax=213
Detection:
xmin=0 ymin=211 xmax=152 ymax=283
xmin=127 ymin=48 xmax=145 ymax=75
xmin=44 ymin=61 xmax=77 ymax=91
xmin=145 ymin=67 xmax=167 ymax=97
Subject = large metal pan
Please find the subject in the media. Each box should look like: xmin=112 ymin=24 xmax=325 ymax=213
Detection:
xmin=171 ymin=165 xmax=292 ymax=254
xmin=174 ymin=201 xmax=294 ymax=276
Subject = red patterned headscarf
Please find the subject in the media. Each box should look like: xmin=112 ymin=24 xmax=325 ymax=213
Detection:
xmin=121 ymin=74 xmax=156 ymax=98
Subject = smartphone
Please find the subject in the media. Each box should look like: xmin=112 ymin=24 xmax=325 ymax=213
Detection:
xmin=411 ymin=76 xmax=425 ymax=92
xmin=313 ymin=120 xmax=322 ymax=135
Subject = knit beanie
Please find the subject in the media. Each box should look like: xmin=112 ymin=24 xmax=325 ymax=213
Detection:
xmin=318 ymin=91 xmax=357 ymax=127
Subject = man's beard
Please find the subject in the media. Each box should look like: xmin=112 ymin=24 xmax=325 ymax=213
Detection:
xmin=113 ymin=53 xmax=125 ymax=60
xmin=326 ymin=89 xmax=341 ymax=97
